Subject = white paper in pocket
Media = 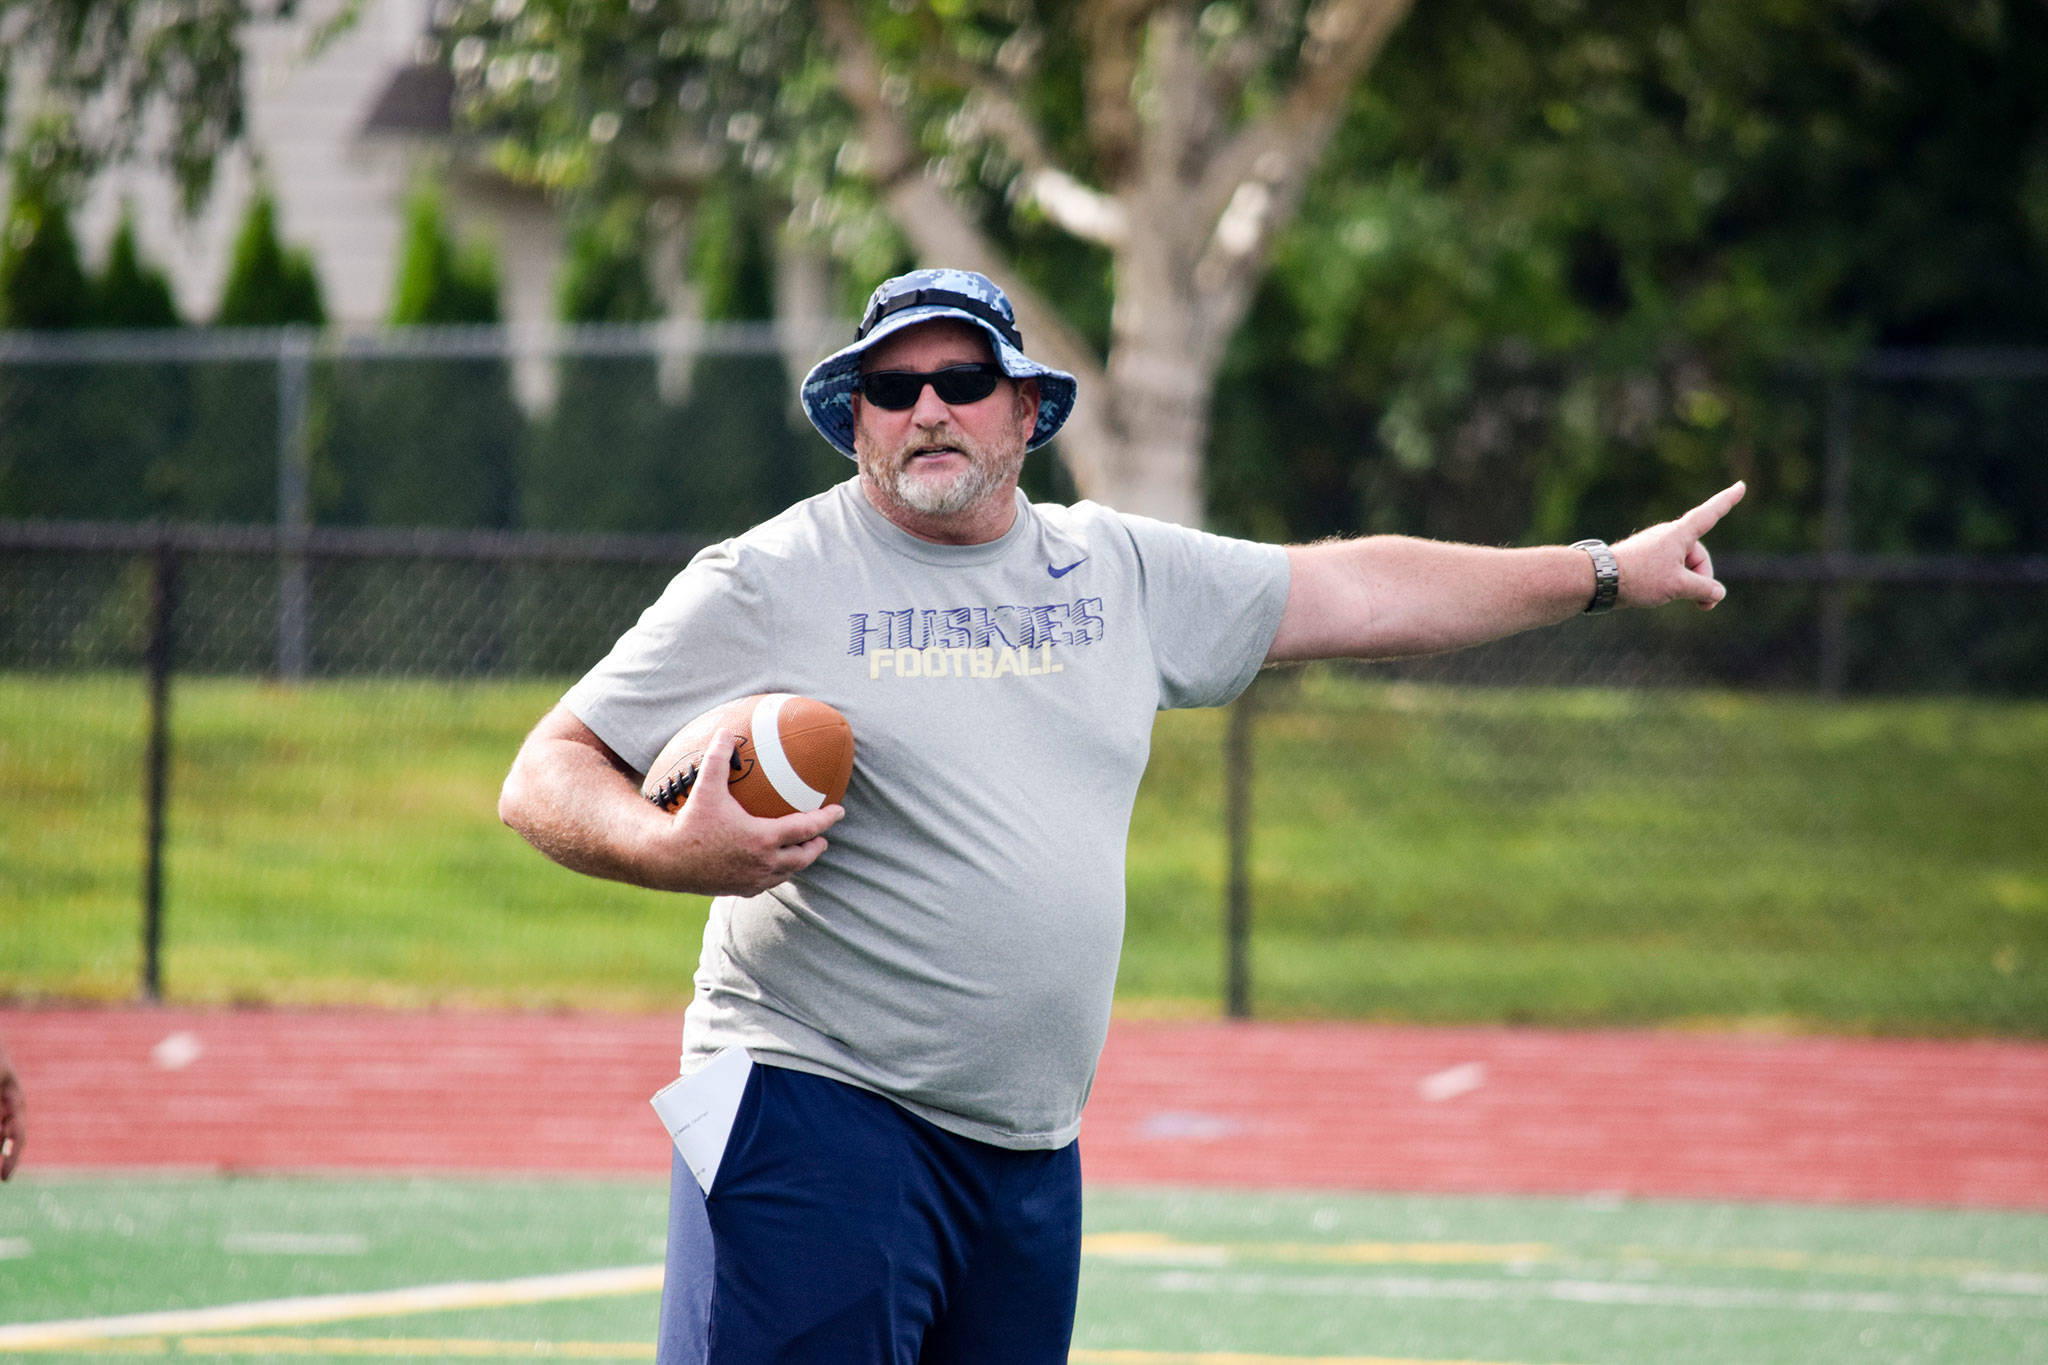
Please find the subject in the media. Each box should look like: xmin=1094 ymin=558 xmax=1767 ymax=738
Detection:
xmin=650 ymin=1047 xmax=755 ymax=1195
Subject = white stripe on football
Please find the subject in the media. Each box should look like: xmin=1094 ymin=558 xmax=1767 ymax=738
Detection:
xmin=641 ymin=694 xmax=854 ymax=819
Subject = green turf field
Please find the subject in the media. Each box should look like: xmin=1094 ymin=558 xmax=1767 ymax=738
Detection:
xmin=3 ymin=671 xmax=2044 ymax=1031
xmin=3 ymin=1176 xmax=2045 ymax=1362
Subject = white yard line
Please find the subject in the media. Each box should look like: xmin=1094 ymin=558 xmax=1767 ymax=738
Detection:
xmin=0 ymin=1264 xmax=664 ymax=1351
xmin=1069 ymin=1353 xmax=1570 ymax=1365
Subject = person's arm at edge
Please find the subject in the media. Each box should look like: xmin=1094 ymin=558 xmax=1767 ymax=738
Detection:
xmin=498 ymin=703 xmax=842 ymax=899
xmin=1268 ymin=482 xmax=1746 ymax=663
xmin=0 ymin=1035 xmax=22 ymax=1182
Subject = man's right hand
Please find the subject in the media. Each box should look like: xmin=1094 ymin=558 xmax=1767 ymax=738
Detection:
xmin=499 ymin=705 xmax=841 ymax=898
xmin=652 ymin=729 xmax=843 ymax=897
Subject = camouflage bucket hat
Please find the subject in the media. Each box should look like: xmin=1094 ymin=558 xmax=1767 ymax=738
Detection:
xmin=800 ymin=268 xmax=1078 ymax=460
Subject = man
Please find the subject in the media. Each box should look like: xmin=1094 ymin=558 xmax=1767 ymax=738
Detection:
xmin=498 ymin=268 xmax=1741 ymax=1363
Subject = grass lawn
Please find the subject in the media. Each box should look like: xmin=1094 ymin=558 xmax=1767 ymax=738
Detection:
xmin=3 ymin=669 xmax=2044 ymax=1032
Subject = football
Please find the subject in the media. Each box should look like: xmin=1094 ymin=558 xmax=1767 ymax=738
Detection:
xmin=641 ymin=693 xmax=854 ymax=819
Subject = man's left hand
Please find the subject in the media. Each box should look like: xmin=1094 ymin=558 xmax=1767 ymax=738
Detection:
xmin=1613 ymin=481 xmax=1747 ymax=611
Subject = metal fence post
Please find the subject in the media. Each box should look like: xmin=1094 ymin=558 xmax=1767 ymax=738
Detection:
xmin=276 ymin=325 xmax=314 ymax=679
xmin=1224 ymin=674 xmax=1260 ymax=1019
xmin=142 ymin=530 xmax=178 ymax=1002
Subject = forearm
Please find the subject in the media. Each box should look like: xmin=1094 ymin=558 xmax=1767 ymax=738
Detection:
xmin=1270 ymin=536 xmax=1595 ymax=662
xmin=1268 ymin=485 xmax=1744 ymax=664
xmin=499 ymin=731 xmax=684 ymax=892
xmin=499 ymin=705 xmax=842 ymax=898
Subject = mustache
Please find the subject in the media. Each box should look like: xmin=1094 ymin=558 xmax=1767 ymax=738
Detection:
xmin=903 ymin=435 xmax=970 ymax=456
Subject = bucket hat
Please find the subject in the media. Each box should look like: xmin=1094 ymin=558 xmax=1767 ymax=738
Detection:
xmin=800 ymin=268 xmax=1078 ymax=460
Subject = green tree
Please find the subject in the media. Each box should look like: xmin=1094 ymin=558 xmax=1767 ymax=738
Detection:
xmin=216 ymin=188 xmax=324 ymax=326
xmin=388 ymin=187 xmax=500 ymax=327
xmin=320 ymin=185 xmax=521 ymax=529
xmin=0 ymin=151 xmax=91 ymax=330
xmin=148 ymin=187 xmax=327 ymax=522
xmin=0 ymin=139 xmax=96 ymax=517
xmin=78 ymin=210 xmax=192 ymax=520
xmin=1217 ymin=0 xmax=2048 ymax=556
xmin=14 ymin=0 xmax=2047 ymax=558
xmin=522 ymin=196 xmax=671 ymax=532
xmin=526 ymin=184 xmax=841 ymax=537
xmin=91 ymin=210 xmax=180 ymax=327
xmin=0 ymin=0 xmax=247 ymax=211
xmin=434 ymin=0 xmax=1419 ymax=525
xmin=0 ymin=166 xmax=192 ymax=520
xmin=671 ymin=178 xmax=843 ymax=531
xmin=556 ymin=198 xmax=660 ymax=325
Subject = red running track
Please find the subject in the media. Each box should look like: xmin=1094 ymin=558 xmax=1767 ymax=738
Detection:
xmin=6 ymin=1007 xmax=2046 ymax=1209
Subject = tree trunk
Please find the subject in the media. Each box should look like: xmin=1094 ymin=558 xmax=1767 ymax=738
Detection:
xmin=1101 ymin=281 xmax=1215 ymax=528
xmin=813 ymin=0 xmax=1419 ymax=528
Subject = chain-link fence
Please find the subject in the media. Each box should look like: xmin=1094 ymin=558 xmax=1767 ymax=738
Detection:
xmin=4 ymin=521 xmax=2043 ymax=1031
xmin=0 ymin=521 xmax=698 ymax=678
xmin=0 ymin=322 xmax=1077 ymax=546
xmin=1 ymin=327 xmax=2043 ymax=1029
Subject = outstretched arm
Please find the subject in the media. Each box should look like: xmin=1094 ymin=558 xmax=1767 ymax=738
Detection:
xmin=499 ymin=705 xmax=842 ymax=898
xmin=1268 ymin=482 xmax=1745 ymax=663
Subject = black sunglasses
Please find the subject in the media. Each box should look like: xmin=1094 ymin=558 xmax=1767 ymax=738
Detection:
xmin=858 ymin=364 xmax=1005 ymax=411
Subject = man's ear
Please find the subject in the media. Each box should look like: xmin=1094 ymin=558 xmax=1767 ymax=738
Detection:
xmin=1015 ymin=378 xmax=1041 ymax=441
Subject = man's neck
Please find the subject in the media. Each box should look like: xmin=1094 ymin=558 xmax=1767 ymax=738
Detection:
xmin=859 ymin=473 xmax=1020 ymax=546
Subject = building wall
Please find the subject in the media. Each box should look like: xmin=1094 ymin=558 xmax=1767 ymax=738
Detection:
xmin=34 ymin=0 xmax=560 ymax=336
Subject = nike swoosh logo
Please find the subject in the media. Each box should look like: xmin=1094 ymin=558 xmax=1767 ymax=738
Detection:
xmin=1048 ymin=558 xmax=1088 ymax=578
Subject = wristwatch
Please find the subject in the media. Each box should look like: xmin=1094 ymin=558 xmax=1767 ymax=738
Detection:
xmin=1571 ymin=539 xmax=1620 ymax=614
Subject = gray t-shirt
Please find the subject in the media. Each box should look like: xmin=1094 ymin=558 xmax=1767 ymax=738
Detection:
xmin=564 ymin=478 xmax=1290 ymax=1149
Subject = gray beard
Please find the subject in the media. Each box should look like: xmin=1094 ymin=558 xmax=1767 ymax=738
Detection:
xmin=888 ymin=455 xmax=1008 ymax=516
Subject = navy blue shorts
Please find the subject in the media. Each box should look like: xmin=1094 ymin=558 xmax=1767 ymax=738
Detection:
xmin=655 ymin=1062 xmax=1082 ymax=1364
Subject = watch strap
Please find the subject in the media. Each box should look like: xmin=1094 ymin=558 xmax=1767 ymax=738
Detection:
xmin=1571 ymin=539 xmax=1620 ymax=614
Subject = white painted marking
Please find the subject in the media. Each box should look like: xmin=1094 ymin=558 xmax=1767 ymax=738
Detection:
xmin=1069 ymin=1353 xmax=1532 ymax=1365
xmin=0 ymin=1238 xmax=28 ymax=1260
xmin=749 ymin=694 xmax=827 ymax=812
xmin=1417 ymin=1061 xmax=1486 ymax=1102
xmin=1137 ymin=1111 xmax=1244 ymax=1141
xmin=168 ymin=1337 xmax=654 ymax=1360
xmin=1145 ymin=1269 xmax=2048 ymax=1321
xmin=0 ymin=1263 xmax=664 ymax=1349
xmin=1963 ymin=1271 xmax=2048 ymax=1295
xmin=152 ymin=1031 xmax=203 ymax=1070
xmin=221 ymin=1232 xmax=369 ymax=1256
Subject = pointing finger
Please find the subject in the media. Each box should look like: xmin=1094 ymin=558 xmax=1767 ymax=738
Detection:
xmin=1681 ymin=480 xmax=1747 ymax=537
